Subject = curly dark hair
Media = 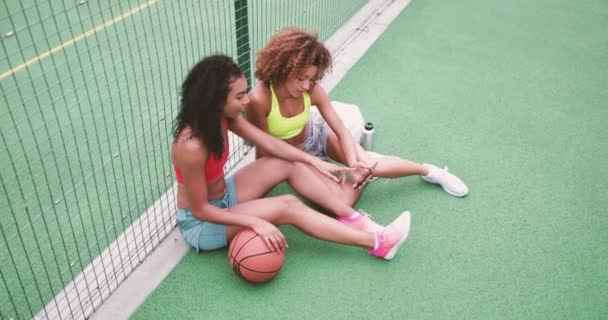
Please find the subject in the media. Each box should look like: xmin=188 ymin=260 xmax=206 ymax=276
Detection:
xmin=255 ymin=27 xmax=332 ymax=86
xmin=173 ymin=55 xmax=242 ymax=158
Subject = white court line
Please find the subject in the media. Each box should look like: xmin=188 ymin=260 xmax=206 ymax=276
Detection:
xmin=0 ymin=0 xmax=158 ymax=81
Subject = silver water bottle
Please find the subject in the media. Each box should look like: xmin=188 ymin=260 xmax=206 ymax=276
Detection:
xmin=360 ymin=121 xmax=375 ymax=151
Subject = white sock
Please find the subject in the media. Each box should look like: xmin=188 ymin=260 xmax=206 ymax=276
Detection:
xmin=348 ymin=211 xmax=361 ymax=219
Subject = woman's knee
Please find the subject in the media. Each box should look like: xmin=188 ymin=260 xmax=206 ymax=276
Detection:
xmin=277 ymin=194 xmax=307 ymax=219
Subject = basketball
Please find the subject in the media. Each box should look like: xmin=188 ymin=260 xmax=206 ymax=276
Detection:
xmin=228 ymin=229 xmax=285 ymax=283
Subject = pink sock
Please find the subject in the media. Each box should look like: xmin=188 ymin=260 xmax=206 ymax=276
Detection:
xmin=338 ymin=211 xmax=361 ymax=223
xmin=373 ymin=232 xmax=380 ymax=250
xmin=347 ymin=211 xmax=360 ymax=220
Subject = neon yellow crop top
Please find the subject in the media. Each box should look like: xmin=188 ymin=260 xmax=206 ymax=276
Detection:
xmin=266 ymin=84 xmax=311 ymax=139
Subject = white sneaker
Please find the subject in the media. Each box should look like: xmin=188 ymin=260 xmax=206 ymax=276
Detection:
xmin=421 ymin=164 xmax=468 ymax=197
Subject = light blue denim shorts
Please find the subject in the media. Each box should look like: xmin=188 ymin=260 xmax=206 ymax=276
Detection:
xmin=176 ymin=175 xmax=237 ymax=251
xmin=301 ymin=108 xmax=330 ymax=159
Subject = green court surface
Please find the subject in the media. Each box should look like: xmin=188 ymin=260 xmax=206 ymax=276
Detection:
xmin=132 ymin=0 xmax=608 ymax=319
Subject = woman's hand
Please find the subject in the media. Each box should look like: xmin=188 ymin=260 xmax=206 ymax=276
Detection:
xmin=250 ymin=219 xmax=287 ymax=252
xmin=309 ymin=158 xmax=351 ymax=183
xmin=351 ymin=161 xmax=378 ymax=190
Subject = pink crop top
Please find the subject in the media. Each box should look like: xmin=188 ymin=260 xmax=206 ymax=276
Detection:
xmin=174 ymin=120 xmax=229 ymax=184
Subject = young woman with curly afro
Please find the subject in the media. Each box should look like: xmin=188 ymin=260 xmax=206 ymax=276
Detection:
xmin=246 ymin=28 xmax=469 ymax=232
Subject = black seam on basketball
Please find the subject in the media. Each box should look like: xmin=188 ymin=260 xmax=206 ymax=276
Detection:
xmin=239 ymin=251 xmax=276 ymax=262
xmin=228 ymin=232 xmax=244 ymax=261
xmin=237 ymin=263 xmax=282 ymax=274
xmin=235 ymin=251 xmax=282 ymax=274
xmin=231 ymin=233 xmax=261 ymax=260
xmin=236 ymin=233 xmax=260 ymax=256
xmin=233 ymin=261 xmax=244 ymax=279
xmin=228 ymin=233 xmax=241 ymax=259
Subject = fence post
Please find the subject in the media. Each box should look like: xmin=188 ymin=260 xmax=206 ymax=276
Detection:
xmin=234 ymin=0 xmax=251 ymax=89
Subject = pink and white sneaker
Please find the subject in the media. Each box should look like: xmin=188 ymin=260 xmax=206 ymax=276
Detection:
xmin=368 ymin=211 xmax=412 ymax=260
xmin=338 ymin=211 xmax=383 ymax=233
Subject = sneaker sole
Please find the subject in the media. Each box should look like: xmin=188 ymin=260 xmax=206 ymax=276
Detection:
xmin=439 ymin=184 xmax=468 ymax=197
xmin=420 ymin=176 xmax=468 ymax=197
xmin=383 ymin=211 xmax=412 ymax=260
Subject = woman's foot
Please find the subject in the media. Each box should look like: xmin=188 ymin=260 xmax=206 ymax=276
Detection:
xmin=368 ymin=211 xmax=412 ymax=260
xmin=421 ymin=164 xmax=469 ymax=197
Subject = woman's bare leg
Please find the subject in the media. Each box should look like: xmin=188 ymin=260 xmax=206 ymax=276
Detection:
xmin=326 ymin=131 xmax=469 ymax=197
xmin=229 ymin=160 xmax=412 ymax=258
xmin=326 ymin=131 xmax=429 ymax=178
xmin=225 ymin=195 xmax=375 ymax=248
xmin=234 ymin=157 xmax=362 ymax=216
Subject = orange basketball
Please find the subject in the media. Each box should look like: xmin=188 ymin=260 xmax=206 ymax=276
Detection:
xmin=228 ymin=229 xmax=284 ymax=283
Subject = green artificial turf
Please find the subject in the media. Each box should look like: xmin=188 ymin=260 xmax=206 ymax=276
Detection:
xmin=133 ymin=0 xmax=608 ymax=318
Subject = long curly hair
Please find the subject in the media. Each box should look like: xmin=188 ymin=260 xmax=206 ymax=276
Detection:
xmin=173 ymin=55 xmax=242 ymax=158
xmin=255 ymin=27 xmax=332 ymax=86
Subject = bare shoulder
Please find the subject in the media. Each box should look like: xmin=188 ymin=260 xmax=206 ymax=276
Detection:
xmin=248 ymin=82 xmax=271 ymax=114
xmin=309 ymin=84 xmax=331 ymax=108
xmin=171 ymin=127 xmax=208 ymax=168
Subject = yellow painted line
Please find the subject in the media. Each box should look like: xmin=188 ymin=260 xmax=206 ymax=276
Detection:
xmin=0 ymin=0 xmax=158 ymax=80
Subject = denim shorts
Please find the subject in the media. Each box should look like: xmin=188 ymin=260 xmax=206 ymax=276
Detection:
xmin=176 ymin=175 xmax=237 ymax=251
xmin=301 ymin=108 xmax=330 ymax=159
